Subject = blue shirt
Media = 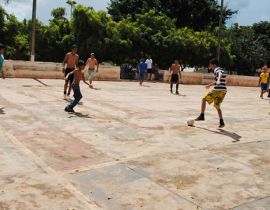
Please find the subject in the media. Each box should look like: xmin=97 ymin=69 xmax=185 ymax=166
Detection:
xmin=139 ymin=62 xmax=147 ymax=73
xmin=0 ymin=55 xmax=4 ymax=73
xmin=214 ymin=67 xmax=227 ymax=91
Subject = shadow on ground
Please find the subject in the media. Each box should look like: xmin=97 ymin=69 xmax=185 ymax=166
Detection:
xmin=195 ymin=126 xmax=242 ymax=142
xmin=68 ymin=112 xmax=92 ymax=119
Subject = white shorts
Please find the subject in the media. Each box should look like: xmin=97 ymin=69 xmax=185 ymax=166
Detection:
xmin=88 ymin=70 xmax=96 ymax=81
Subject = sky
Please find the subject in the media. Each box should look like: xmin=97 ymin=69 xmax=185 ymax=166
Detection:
xmin=1 ymin=0 xmax=270 ymax=26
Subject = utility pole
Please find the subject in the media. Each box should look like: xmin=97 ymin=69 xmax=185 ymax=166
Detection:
xmin=66 ymin=0 xmax=77 ymax=19
xmin=30 ymin=0 xmax=37 ymax=62
xmin=217 ymin=0 xmax=224 ymax=63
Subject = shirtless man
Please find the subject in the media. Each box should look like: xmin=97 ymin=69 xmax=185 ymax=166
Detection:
xmin=62 ymin=45 xmax=79 ymax=99
xmin=65 ymin=60 xmax=90 ymax=112
xmin=86 ymin=53 xmax=99 ymax=88
xmin=169 ymin=60 xmax=182 ymax=94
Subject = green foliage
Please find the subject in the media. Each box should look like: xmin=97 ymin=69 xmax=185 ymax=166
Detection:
xmin=228 ymin=23 xmax=270 ymax=75
xmin=108 ymin=0 xmax=236 ymax=30
xmin=0 ymin=4 xmax=269 ymax=76
xmin=51 ymin=7 xmax=66 ymax=19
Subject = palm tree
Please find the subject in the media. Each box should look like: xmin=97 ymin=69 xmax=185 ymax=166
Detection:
xmin=66 ymin=0 xmax=77 ymax=19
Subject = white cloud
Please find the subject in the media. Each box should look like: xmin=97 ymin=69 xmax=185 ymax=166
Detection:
xmin=3 ymin=0 xmax=32 ymax=20
xmin=227 ymin=0 xmax=270 ymax=26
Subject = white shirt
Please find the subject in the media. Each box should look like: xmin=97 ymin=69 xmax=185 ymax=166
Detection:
xmin=145 ymin=59 xmax=153 ymax=69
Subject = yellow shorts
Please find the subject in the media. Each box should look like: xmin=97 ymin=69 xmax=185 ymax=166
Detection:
xmin=203 ymin=90 xmax=226 ymax=109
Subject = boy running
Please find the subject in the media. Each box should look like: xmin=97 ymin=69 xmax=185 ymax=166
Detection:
xmin=195 ymin=58 xmax=227 ymax=128
xmin=86 ymin=53 xmax=99 ymax=88
xmin=62 ymin=45 xmax=79 ymax=99
xmin=138 ymin=59 xmax=147 ymax=86
xmin=259 ymin=66 xmax=269 ymax=99
xmin=64 ymin=60 xmax=90 ymax=113
xmin=169 ymin=60 xmax=182 ymax=94
xmin=0 ymin=43 xmax=5 ymax=79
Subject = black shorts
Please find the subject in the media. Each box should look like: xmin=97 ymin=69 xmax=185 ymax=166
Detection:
xmin=171 ymin=74 xmax=179 ymax=83
xmin=147 ymin=68 xmax=153 ymax=74
xmin=65 ymin=68 xmax=74 ymax=84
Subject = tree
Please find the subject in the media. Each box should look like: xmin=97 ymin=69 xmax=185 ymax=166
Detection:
xmin=229 ymin=23 xmax=270 ymax=75
xmin=51 ymin=7 xmax=66 ymax=19
xmin=0 ymin=6 xmax=30 ymax=59
xmin=72 ymin=5 xmax=109 ymax=61
xmin=108 ymin=0 xmax=236 ymax=30
xmin=252 ymin=21 xmax=270 ymax=60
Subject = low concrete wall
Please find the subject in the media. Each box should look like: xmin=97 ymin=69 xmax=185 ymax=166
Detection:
xmin=163 ymin=71 xmax=259 ymax=87
xmin=3 ymin=60 xmax=120 ymax=81
xmin=4 ymin=60 xmax=259 ymax=87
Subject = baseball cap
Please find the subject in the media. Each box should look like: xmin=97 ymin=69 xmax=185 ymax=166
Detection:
xmin=71 ymin=44 xmax=78 ymax=49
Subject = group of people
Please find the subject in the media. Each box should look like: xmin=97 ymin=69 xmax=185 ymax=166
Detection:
xmin=62 ymin=45 xmax=99 ymax=112
xmin=137 ymin=56 xmax=183 ymax=95
xmin=137 ymin=55 xmax=226 ymax=127
xmin=0 ymin=42 xmax=268 ymax=128
xmin=137 ymin=55 xmax=155 ymax=85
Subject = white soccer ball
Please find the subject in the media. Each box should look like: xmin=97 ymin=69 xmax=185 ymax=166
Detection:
xmin=187 ymin=119 xmax=195 ymax=127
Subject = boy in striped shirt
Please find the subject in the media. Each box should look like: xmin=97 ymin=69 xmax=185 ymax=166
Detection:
xmin=195 ymin=58 xmax=227 ymax=128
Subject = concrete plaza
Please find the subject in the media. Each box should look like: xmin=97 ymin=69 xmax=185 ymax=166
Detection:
xmin=0 ymin=79 xmax=269 ymax=210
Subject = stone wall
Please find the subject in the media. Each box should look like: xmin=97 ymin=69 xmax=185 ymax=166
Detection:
xmin=163 ymin=71 xmax=259 ymax=87
xmin=3 ymin=60 xmax=259 ymax=87
xmin=3 ymin=60 xmax=120 ymax=81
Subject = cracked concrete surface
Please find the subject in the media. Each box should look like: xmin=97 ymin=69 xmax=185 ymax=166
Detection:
xmin=0 ymin=79 xmax=269 ymax=210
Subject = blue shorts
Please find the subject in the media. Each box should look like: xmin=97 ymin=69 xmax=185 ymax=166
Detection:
xmin=261 ymin=83 xmax=268 ymax=91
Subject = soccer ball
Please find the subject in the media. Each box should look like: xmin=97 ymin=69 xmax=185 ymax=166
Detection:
xmin=187 ymin=119 xmax=195 ymax=127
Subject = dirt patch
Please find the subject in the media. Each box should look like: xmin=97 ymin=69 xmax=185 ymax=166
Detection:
xmin=0 ymin=201 xmax=10 ymax=210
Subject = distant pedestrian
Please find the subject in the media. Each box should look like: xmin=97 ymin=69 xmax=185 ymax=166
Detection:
xmin=169 ymin=60 xmax=182 ymax=95
xmin=86 ymin=53 xmax=99 ymax=88
xmin=259 ymin=66 xmax=269 ymax=99
xmin=145 ymin=55 xmax=153 ymax=81
xmin=138 ymin=59 xmax=147 ymax=86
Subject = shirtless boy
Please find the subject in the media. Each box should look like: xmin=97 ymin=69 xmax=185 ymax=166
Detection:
xmin=64 ymin=60 xmax=90 ymax=113
xmin=62 ymin=45 xmax=79 ymax=99
xmin=169 ymin=60 xmax=182 ymax=94
xmin=86 ymin=53 xmax=99 ymax=88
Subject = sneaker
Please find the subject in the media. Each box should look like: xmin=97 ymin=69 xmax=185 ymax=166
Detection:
xmin=65 ymin=107 xmax=75 ymax=113
xmin=176 ymin=91 xmax=179 ymax=95
xmin=195 ymin=114 xmax=205 ymax=121
xmin=219 ymin=119 xmax=225 ymax=128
